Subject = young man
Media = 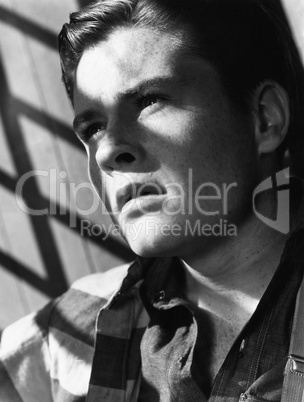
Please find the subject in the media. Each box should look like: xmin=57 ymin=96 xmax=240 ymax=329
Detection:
xmin=1 ymin=0 xmax=304 ymax=401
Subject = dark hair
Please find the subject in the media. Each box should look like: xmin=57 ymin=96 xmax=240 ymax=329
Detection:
xmin=58 ymin=0 xmax=304 ymax=175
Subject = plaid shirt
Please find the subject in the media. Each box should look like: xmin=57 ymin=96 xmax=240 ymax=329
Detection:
xmin=0 ymin=259 xmax=150 ymax=402
xmin=0 ymin=230 xmax=304 ymax=402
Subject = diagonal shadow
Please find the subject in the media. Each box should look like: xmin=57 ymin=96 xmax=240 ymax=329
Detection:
xmin=0 ymin=5 xmax=57 ymax=50
xmin=0 ymin=4 xmax=85 ymax=153
xmin=0 ymin=56 xmax=68 ymax=296
xmin=0 ymin=171 xmax=15 ymax=193
xmin=0 ymin=169 xmax=134 ymax=262
xmin=51 ymin=206 xmax=134 ymax=262
xmin=0 ymin=250 xmax=58 ymax=298
xmin=0 ymin=4 xmax=134 ymax=300
xmin=13 ymin=99 xmax=84 ymax=152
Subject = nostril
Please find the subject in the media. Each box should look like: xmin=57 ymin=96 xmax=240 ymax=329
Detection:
xmin=115 ymin=152 xmax=136 ymax=164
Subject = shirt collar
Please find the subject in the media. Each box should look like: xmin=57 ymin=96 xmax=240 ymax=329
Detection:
xmin=117 ymin=228 xmax=304 ymax=315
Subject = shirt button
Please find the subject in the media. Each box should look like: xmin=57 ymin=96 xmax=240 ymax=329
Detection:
xmin=154 ymin=290 xmax=166 ymax=302
xmin=238 ymin=339 xmax=246 ymax=358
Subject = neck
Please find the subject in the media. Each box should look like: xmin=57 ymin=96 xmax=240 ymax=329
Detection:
xmin=181 ymin=175 xmax=304 ymax=322
xmin=182 ymin=213 xmax=288 ymax=326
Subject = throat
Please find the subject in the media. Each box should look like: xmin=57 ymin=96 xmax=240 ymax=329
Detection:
xmin=181 ymin=214 xmax=288 ymax=312
xmin=184 ymin=260 xmax=261 ymax=327
xmin=192 ymin=306 xmax=246 ymax=397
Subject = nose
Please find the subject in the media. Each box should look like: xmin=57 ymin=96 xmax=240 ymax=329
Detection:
xmin=95 ymin=137 xmax=143 ymax=174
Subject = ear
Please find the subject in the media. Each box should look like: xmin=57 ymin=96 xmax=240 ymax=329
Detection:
xmin=253 ymin=81 xmax=290 ymax=155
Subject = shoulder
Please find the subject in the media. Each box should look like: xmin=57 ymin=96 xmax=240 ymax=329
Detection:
xmin=0 ymin=262 xmax=134 ymax=401
xmin=1 ymin=262 xmax=132 ymax=350
xmin=47 ymin=262 xmax=132 ymax=346
xmin=0 ymin=302 xmax=54 ymax=402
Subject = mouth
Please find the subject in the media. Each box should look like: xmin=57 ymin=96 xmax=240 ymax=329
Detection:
xmin=117 ymin=182 xmax=165 ymax=212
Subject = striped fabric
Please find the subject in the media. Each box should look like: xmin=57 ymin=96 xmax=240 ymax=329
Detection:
xmin=0 ymin=260 xmax=150 ymax=402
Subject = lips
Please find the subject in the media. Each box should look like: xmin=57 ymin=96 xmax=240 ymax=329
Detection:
xmin=117 ymin=182 xmax=165 ymax=212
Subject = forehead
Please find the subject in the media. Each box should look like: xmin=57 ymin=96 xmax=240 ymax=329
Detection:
xmin=74 ymin=27 xmax=203 ymax=108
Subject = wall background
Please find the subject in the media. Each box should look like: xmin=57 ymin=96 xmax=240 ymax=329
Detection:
xmin=0 ymin=0 xmax=134 ymax=330
xmin=0 ymin=0 xmax=303 ymax=330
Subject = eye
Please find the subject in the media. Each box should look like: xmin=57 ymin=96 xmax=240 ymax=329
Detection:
xmin=86 ymin=123 xmax=103 ymax=136
xmin=142 ymin=94 xmax=159 ymax=109
xmin=80 ymin=122 xmax=105 ymax=141
xmin=137 ymin=93 xmax=167 ymax=111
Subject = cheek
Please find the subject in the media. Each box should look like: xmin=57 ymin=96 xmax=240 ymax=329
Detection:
xmin=88 ymin=154 xmax=115 ymax=213
xmin=153 ymin=113 xmax=220 ymax=175
xmin=195 ymin=106 xmax=256 ymax=172
xmin=88 ymin=154 xmax=103 ymax=197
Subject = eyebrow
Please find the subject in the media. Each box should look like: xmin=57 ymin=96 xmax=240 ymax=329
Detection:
xmin=73 ymin=75 xmax=185 ymax=133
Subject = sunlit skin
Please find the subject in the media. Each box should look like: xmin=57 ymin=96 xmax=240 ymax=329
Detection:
xmin=74 ymin=27 xmax=289 ymax=381
xmin=74 ymin=28 xmax=260 ymax=256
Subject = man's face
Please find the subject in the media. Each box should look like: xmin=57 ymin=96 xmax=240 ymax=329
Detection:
xmin=74 ymin=27 xmax=259 ymax=258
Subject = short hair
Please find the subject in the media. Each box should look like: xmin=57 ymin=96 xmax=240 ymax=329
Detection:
xmin=58 ymin=0 xmax=304 ymax=175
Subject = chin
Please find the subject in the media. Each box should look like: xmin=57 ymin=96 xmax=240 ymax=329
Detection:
xmin=125 ymin=232 xmax=188 ymax=259
xmin=127 ymin=237 xmax=166 ymax=258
